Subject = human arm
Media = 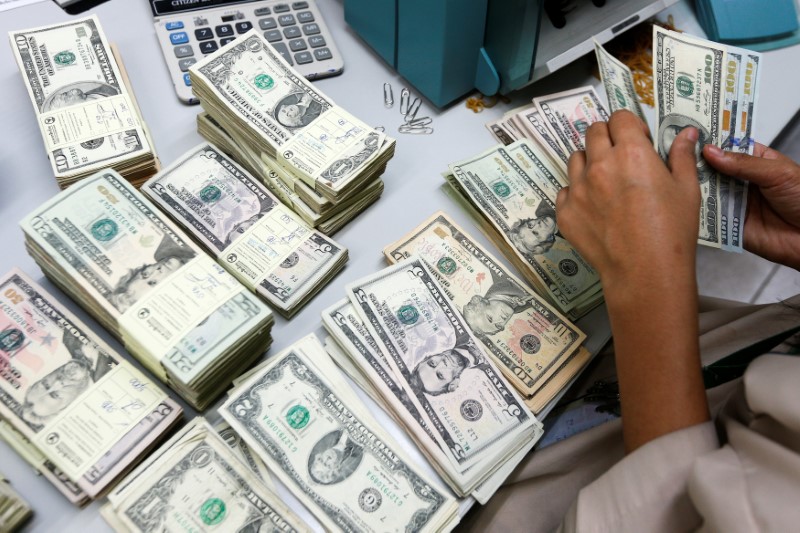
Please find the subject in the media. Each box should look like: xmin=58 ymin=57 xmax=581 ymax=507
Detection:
xmin=703 ymin=143 xmax=800 ymax=270
xmin=556 ymin=110 xmax=709 ymax=452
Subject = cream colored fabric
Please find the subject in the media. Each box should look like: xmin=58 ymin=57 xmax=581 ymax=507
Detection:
xmin=461 ymin=296 xmax=800 ymax=533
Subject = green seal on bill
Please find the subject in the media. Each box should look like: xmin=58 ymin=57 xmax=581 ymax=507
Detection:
xmin=199 ymin=498 xmax=226 ymax=525
xmin=199 ymin=185 xmax=222 ymax=203
xmin=254 ymin=73 xmax=275 ymax=90
xmin=286 ymin=405 xmax=310 ymax=429
xmin=396 ymin=305 xmax=419 ymax=325
xmin=492 ymin=181 xmax=511 ymax=198
xmin=53 ymin=50 xmax=76 ymax=65
xmin=90 ymin=219 xmax=118 ymax=242
xmin=676 ymin=75 xmax=694 ymax=97
xmin=614 ymin=87 xmax=626 ymax=108
xmin=436 ymin=257 xmax=457 ymax=275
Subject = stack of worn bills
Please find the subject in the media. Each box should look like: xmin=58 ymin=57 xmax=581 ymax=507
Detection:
xmin=321 ymin=258 xmax=543 ymax=502
xmin=9 ymin=16 xmax=159 ymax=189
xmin=190 ymin=30 xmax=395 ymax=235
xmin=653 ymin=27 xmax=761 ymax=252
xmin=0 ymin=472 xmax=31 ymax=532
xmin=382 ymin=211 xmax=590 ymax=414
xmin=142 ymin=143 xmax=348 ymax=318
xmin=20 ymin=170 xmax=274 ymax=410
xmin=444 ymin=139 xmax=603 ymax=319
xmin=0 ymin=269 xmax=182 ymax=506
xmin=220 ymin=334 xmax=461 ymax=531
xmin=102 ymin=418 xmax=310 ymax=532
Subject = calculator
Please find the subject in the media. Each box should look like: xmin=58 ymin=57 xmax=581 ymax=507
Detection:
xmin=151 ymin=0 xmax=344 ymax=104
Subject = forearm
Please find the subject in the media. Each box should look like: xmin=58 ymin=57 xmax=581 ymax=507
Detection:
xmin=604 ymin=266 xmax=709 ymax=453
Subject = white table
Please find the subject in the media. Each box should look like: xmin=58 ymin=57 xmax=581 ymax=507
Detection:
xmin=0 ymin=1 xmax=798 ymax=531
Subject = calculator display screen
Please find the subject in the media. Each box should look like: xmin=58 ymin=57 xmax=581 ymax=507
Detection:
xmin=150 ymin=0 xmax=262 ymax=17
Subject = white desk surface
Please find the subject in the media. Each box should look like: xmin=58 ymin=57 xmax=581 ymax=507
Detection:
xmin=0 ymin=1 xmax=798 ymax=531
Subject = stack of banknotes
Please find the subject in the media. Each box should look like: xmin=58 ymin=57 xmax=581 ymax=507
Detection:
xmin=220 ymin=334 xmax=461 ymax=531
xmin=0 ymin=269 xmax=182 ymax=506
xmin=189 ymin=30 xmax=395 ymax=235
xmin=0 ymin=472 xmax=32 ymax=531
xmin=382 ymin=211 xmax=590 ymax=414
xmin=321 ymin=257 xmax=543 ymax=502
xmin=20 ymin=171 xmax=274 ymax=410
xmin=653 ymin=27 xmax=761 ymax=252
xmin=142 ymin=143 xmax=348 ymax=318
xmin=9 ymin=17 xmax=159 ymax=189
xmin=102 ymin=418 xmax=309 ymax=533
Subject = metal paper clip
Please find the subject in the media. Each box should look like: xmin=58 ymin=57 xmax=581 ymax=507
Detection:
xmin=398 ymin=124 xmax=434 ymax=134
xmin=399 ymin=88 xmax=410 ymax=115
xmin=405 ymin=116 xmax=431 ymax=127
xmin=374 ymin=125 xmax=386 ymax=132
xmin=404 ymin=98 xmax=421 ymax=122
xmin=383 ymin=83 xmax=394 ymax=108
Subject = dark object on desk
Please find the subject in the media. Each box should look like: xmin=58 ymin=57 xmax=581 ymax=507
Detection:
xmin=52 ymin=0 xmax=110 ymax=14
xmin=696 ymin=0 xmax=800 ymax=51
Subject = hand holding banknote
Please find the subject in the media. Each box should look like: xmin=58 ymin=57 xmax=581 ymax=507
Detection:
xmin=703 ymin=142 xmax=800 ymax=270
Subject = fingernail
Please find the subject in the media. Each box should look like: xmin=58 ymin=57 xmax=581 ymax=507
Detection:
xmin=686 ymin=127 xmax=698 ymax=142
xmin=705 ymin=144 xmax=723 ymax=157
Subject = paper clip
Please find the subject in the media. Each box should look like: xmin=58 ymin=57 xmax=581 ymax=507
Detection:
xmin=398 ymin=124 xmax=434 ymax=135
xmin=406 ymin=116 xmax=431 ymax=127
xmin=383 ymin=83 xmax=394 ymax=108
xmin=399 ymin=88 xmax=410 ymax=115
xmin=404 ymin=98 xmax=421 ymax=122
xmin=374 ymin=126 xmax=385 ymax=132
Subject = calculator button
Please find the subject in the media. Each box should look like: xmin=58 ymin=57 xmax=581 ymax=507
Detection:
xmin=178 ymin=58 xmax=197 ymax=71
xmin=183 ymin=73 xmax=192 ymax=86
xmin=271 ymin=42 xmax=293 ymax=65
xmin=199 ymin=40 xmax=219 ymax=54
xmin=308 ymin=35 xmax=326 ymax=48
xmin=174 ymin=45 xmax=194 ymax=58
xmin=220 ymin=37 xmax=236 ymax=46
xmin=259 ymin=17 xmax=277 ymax=30
xmin=235 ymin=21 xmax=253 ymax=34
xmin=169 ymin=31 xmax=189 ymax=45
xmin=313 ymin=47 xmax=332 ymax=61
xmin=292 ymin=1 xmax=309 ymax=8
xmin=302 ymin=23 xmax=320 ymax=35
xmin=254 ymin=7 xmax=271 ymax=16
xmin=264 ymin=29 xmax=282 ymax=42
xmin=278 ymin=14 xmax=296 ymax=26
xmin=216 ymin=25 xmax=233 ymax=37
xmin=165 ymin=21 xmax=184 ymax=30
xmin=283 ymin=26 xmax=301 ymax=39
xmin=289 ymin=38 xmax=307 ymax=51
xmin=297 ymin=11 xmax=314 ymax=23
xmin=195 ymin=28 xmax=214 ymax=40
xmin=274 ymin=3 xmax=290 ymax=12
xmin=294 ymin=51 xmax=313 ymax=64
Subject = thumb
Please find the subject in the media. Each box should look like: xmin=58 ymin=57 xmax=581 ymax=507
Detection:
xmin=703 ymin=144 xmax=790 ymax=187
xmin=668 ymin=127 xmax=699 ymax=183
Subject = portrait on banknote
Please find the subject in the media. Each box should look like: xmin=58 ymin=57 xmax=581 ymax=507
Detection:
xmin=657 ymin=114 xmax=714 ymax=184
xmin=275 ymin=92 xmax=323 ymax=129
xmin=508 ymin=201 xmax=559 ymax=259
xmin=308 ymin=429 xmax=364 ymax=485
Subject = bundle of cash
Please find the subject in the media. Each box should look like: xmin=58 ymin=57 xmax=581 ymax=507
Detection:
xmin=102 ymin=417 xmax=310 ymax=533
xmin=383 ymin=211 xmax=591 ymax=414
xmin=0 ymin=269 xmax=182 ymax=506
xmin=220 ymin=334 xmax=460 ymax=531
xmin=189 ymin=30 xmax=395 ymax=233
xmin=443 ymin=140 xmax=603 ymax=319
xmin=142 ymin=143 xmax=348 ymax=318
xmin=9 ymin=16 xmax=159 ymax=189
xmin=0 ymin=472 xmax=32 ymax=532
xmin=20 ymin=170 xmax=274 ymax=410
xmin=654 ymin=27 xmax=761 ymax=252
xmin=322 ymin=257 xmax=543 ymax=501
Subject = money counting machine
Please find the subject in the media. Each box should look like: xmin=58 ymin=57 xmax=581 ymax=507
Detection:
xmin=344 ymin=0 xmax=679 ymax=107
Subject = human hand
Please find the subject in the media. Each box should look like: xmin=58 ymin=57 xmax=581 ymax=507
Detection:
xmin=556 ymin=110 xmax=701 ymax=297
xmin=703 ymin=143 xmax=800 ymax=270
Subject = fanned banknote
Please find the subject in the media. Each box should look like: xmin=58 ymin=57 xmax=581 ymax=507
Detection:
xmin=20 ymin=170 xmax=274 ymax=409
xmin=534 ymin=86 xmax=609 ymax=154
xmin=143 ymin=143 xmax=348 ymax=317
xmin=594 ymin=39 xmax=647 ymax=124
xmin=510 ymin=105 xmax=570 ymax=173
xmin=0 ymin=269 xmax=181 ymax=505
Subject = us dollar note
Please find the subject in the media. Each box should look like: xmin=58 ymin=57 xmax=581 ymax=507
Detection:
xmin=594 ymin=39 xmax=647 ymax=124
xmin=446 ymin=143 xmax=600 ymax=313
xmin=512 ymin=107 xmax=570 ymax=172
xmin=534 ymin=86 xmax=609 ymax=154
xmin=347 ymin=258 xmax=540 ymax=472
xmin=384 ymin=212 xmax=585 ymax=399
xmin=222 ymin=336 xmax=457 ymax=533
xmin=144 ymin=143 xmax=347 ymax=316
xmin=654 ymin=26 xmax=725 ymax=248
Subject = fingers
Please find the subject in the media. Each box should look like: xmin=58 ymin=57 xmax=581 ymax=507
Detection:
xmin=668 ymin=126 xmax=699 ymax=183
xmin=584 ymin=121 xmax=611 ymax=160
xmin=607 ymin=110 xmax=651 ymax=147
xmin=703 ymin=144 xmax=795 ymax=187
xmin=567 ymin=150 xmax=586 ymax=183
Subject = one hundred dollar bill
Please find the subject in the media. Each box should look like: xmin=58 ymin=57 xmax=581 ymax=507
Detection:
xmin=654 ymin=26 xmax=726 ymax=248
xmin=143 ymin=143 xmax=347 ymax=316
xmin=221 ymin=335 xmax=458 ymax=533
xmin=534 ymin=86 xmax=609 ymax=154
xmin=594 ymin=39 xmax=647 ymax=124
xmin=383 ymin=212 xmax=585 ymax=398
